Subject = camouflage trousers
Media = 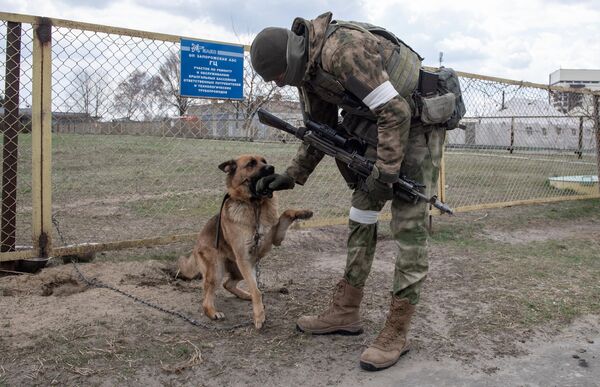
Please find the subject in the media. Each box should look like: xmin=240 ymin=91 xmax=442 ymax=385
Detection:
xmin=343 ymin=125 xmax=446 ymax=305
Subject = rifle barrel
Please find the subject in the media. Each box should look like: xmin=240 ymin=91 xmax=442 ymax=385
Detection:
xmin=257 ymin=108 xmax=299 ymax=137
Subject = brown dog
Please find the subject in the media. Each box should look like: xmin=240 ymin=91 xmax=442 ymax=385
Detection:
xmin=177 ymin=154 xmax=312 ymax=329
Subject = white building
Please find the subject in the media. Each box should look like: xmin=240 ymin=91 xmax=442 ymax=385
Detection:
xmin=446 ymin=97 xmax=595 ymax=152
xmin=549 ymin=69 xmax=600 ymax=113
xmin=549 ymin=69 xmax=600 ymax=89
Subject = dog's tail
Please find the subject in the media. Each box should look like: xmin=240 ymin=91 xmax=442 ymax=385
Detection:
xmin=176 ymin=252 xmax=204 ymax=280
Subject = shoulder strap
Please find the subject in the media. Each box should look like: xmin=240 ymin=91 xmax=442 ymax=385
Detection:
xmin=326 ymin=20 xmax=424 ymax=60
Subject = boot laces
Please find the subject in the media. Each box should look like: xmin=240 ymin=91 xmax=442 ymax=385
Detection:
xmin=376 ymin=314 xmax=400 ymax=344
xmin=374 ymin=305 xmax=406 ymax=347
xmin=318 ymin=281 xmax=345 ymax=318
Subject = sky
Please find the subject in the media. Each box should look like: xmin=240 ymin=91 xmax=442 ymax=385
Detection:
xmin=1 ymin=0 xmax=599 ymax=84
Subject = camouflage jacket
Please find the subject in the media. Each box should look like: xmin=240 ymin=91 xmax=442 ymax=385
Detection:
xmin=285 ymin=12 xmax=419 ymax=185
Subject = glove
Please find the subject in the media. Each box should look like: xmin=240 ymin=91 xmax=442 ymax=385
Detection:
xmin=365 ymin=166 xmax=396 ymax=202
xmin=256 ymin=173 xmax=295 ymax=195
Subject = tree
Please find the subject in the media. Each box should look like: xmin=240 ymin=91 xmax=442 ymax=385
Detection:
xmin=71 ymin=69 xmax=109 ymax=118
xmin=157 ymin=51 xmax=189 ymax=116
xmin=224 ymin=27 xmax=282 ymax=138
xmin=144 ymin=75 xmax=167 ymax=120
xmin=114 ymin=69 xmax=159 ymax=120
xmin=228 ymin=58 xmax=279 ymax=138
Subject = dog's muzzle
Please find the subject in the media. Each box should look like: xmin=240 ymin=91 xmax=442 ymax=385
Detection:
xmin=249 ymin=165 xmax=275 ymax=198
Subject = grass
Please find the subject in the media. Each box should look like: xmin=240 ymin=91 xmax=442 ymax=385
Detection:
xmin=422 ymin=198 xmax=600 ymax=329
xmin=120 ymin=249 xmax=180 ymax=262
xmin=445 ymin=149 xmax=597 ymax=206
xmin=3 ymin=132 xmax=598 ymax=248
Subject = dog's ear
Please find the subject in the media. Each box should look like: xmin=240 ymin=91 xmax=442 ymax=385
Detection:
xmin=218 ymin=159 xmax=237 ymax=174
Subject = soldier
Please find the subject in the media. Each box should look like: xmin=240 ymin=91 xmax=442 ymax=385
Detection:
xmin=251 ymin=12 xmax=450 ymax=371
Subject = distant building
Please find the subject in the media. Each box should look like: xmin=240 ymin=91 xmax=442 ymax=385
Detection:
xmin=446 ymin=97 xmax=595 ymax=152
xmin=187 ymin=97 xmax=302 ymax=140
xmin=0 ymin=107 xmax=95 ymax=132
xmin=549 ymin=69 xmax=600 ymax=113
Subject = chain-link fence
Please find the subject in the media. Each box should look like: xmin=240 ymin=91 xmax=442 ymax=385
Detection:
xmin=445 ymin=72 xmax=599 ymax=211
xmin=1 ymin=13 xmax=599 ymax=262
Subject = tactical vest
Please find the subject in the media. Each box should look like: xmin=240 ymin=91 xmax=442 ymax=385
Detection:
xmin=327 ymin=21 xmax=422 ymax=98
xmin=303 ymin=20 xmax=422 ymax=115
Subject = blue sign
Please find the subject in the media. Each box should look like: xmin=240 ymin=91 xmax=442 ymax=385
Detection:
xmin=180 ymin=38 xmax=244 ymax=100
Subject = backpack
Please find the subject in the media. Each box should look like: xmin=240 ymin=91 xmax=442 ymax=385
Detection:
xmin=436 ymin=67 xmax=467 ymax=130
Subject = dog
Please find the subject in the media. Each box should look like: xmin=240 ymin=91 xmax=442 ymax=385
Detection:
xmin=177 ymin=154 xmax=313 ymax=329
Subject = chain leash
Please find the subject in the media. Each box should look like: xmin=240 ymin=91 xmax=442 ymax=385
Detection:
xmin=52 ymin=215 xmax=68 ymax=246
xmin=55 ymin=213 xmax=255 ymax=330
xmin=71 ymin=260 xmax=253 ymax=331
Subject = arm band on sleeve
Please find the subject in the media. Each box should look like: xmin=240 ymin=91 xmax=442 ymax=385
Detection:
xmin=349 ymin=207 xmax=379 ymax=224
xmin=362 ymin=81 xmax=399 ymax=110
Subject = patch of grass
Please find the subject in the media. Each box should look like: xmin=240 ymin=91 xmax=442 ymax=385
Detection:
xmin=470 ymin=243 xmax=597 ymax=328
xmin=445 ymin=150 xmax=597 ymax=207
xmin=174 ymin=344 xmax=191 ymax=358
xmin=420 ymin=199 xmax=600 ymax=332
xmin=126 ymin=192 xmax=223 ymax=218
xmin=520 ymin=295 xmax=597 ymax=326
xmin=96 ymin=247 xmax=184 ymax=263
xmin=120 ymin=251 xmax=181 ymax=263
xmin=3 ymin=319 xmax=209 ymax=385
xmin=429 ymin=221 xmax=481 ymax=246
xmin=542 ymin=198 xmax=600 ymax=221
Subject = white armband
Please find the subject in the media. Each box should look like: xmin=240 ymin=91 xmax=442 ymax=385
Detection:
xmin=349 ymin=207 xmax=379 ymax=224
xmin=362 ymin=81 xmax=399 ymax=110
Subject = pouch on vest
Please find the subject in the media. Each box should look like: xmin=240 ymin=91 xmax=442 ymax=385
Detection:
xmin=420 ymin=93 xmax=456 ymax=125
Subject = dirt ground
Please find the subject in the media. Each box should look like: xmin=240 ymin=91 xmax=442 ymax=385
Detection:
xmin=1 ymin=201 xmax=599 ymax=386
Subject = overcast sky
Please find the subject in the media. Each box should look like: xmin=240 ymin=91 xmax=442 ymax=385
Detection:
xmin=1 ymin=0 xmax=599 ymax=83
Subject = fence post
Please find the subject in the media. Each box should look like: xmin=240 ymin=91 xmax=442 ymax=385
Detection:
xmin=430 ymin=136 xmax=448 ymax=230
xmin=509 ymin=116 xmax=515 ymax=154
xmin=1 ymin=22 xmax=22 ymax=253
xmin=576 ymin=116 xmax=583 ymax=159
xmin=594 ymin=95 xmax=600 ymax=194
xmin=31 ymin=18 xmax=53 ymax=258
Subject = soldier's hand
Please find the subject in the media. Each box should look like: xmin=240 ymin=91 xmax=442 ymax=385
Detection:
xmin=256 ymin=173 xmax=295 ymax=195
xmin=365 ymin=166 xmax=396 ymax=202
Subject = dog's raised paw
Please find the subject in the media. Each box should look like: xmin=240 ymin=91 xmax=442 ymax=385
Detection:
xmin=294 ymin=210 xmax=313 ymax=220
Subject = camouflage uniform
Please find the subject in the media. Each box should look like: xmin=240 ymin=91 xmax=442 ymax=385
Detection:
xmin=284 ymin=12 xmax=446 ymax=305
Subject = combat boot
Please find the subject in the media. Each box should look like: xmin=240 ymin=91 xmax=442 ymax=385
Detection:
xmin=296 ymin=278 xmax=363 ymax=335
xmin=359 ymin=296 xmax=415 ymax=371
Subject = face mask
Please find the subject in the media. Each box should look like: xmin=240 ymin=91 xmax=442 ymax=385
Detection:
xmin=282 ymin=30 xmax=307 ymax=87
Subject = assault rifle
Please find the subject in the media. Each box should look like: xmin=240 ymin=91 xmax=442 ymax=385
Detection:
xmin=256 ymin=108 xmax=453 ymax=215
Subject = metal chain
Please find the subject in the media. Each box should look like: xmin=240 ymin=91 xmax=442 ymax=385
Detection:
xmin=58 ymin=210 xmax=256 ymax=331
xmin=252 ymin=202 xmax=265 ymax=291
xmin=52 ymin=214 xmax=67 ymax=246
xmin=71 ymin=260 xmax=253 ymax=331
